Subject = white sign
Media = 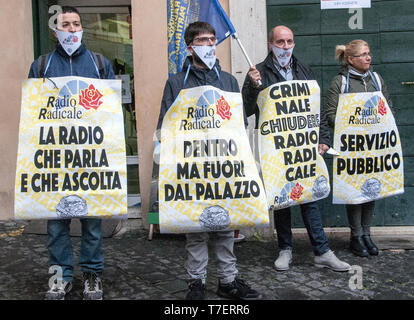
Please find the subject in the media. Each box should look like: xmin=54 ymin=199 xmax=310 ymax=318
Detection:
xmin=332 ymin=91 xmax=404 ymax=205
xmin=321 ymin=0 xmax=370 ymax=9
xmin=158 ymin=86 xmax=269 ymax=233
xmin=257 ymin=80 xmax=330 ymax=210
xmin=15 ymin=76 xmax=128 ymax=219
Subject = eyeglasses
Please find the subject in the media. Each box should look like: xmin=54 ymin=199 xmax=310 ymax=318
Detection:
xmin=353 ymin=53 xmax=372 ymax=58
xmin=193 ymin=36 xmax=217 ymax=44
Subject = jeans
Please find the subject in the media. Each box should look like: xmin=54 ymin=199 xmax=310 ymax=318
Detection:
xmin=185 ymin=231 xmax=238 ymax=284
xmin=274 ymin=201 xmax=330 ymax=256
xmin=47 ymin=218 xmax=104 ymax=282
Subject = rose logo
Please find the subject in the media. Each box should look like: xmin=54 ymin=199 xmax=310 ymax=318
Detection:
xmin=378 ymin=98 xmax=387 ymax=116
xmin=290 ymin=183 xmax=304 ymax=201
xmin=216 ymin=96 xmax=232 ymax=120
xmin=79 ymin=84 xmax=103 ymax=110
xmin=73 ymin=36 xmax=78 ymax=43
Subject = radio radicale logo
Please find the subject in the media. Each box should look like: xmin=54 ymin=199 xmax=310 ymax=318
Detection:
xmin=39 ymin=80 xmax=103 ymax=120
xmin=349 ymin=95 xmax=386 ymax=125
xmin=274 ymin=181 xmax=304 ymax=207
xmin=180 ymin=89 xmax=232 ymax=130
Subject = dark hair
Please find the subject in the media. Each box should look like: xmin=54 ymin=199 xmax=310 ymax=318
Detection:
xmin=61 ymin=6 xmax=81 ymax=19
xmin=184 ymin=21 xmax=216 ymax=45
xmin=268 ymin=28 xmax=275 ymax=43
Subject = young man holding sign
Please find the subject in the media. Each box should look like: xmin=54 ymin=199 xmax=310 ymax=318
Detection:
xmin=242 ymin=25 xmax=350 ymax=272
xmin=158 ymin=22 xmax=262 ymax=300
xmin=28 ymin=6 xmax=115 ymax=300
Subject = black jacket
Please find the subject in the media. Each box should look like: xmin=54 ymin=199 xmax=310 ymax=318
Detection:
xmin=242 ymin=52 xmax=330 ymax=146
xmin=157 ymin=56 xmax=240 ymax=129
xmin=28 ymin=43 xmax=115 ymax=79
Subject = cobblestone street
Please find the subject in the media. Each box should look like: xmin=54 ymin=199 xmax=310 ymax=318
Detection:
xmin=1 ymin=220 xmax=413 ymax=301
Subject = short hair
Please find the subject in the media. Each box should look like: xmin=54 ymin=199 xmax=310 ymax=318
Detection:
xmin=268 ymin=28 xmax=275 ymax=43
xmin=60 ymin=6 xmax=81 ymax=20
xmin=268 ymin=26 xmax=293 ymax=43
xmin=335 ymin=39 xmax=369 ymax=65
xmin=184 ymin=21 xmax=216 ymax=45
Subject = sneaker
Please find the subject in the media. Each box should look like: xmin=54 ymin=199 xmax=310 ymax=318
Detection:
xmin=314 ymin=250 xmax=351 ymax=272
xmin=83 ymin=272 xmax=103 ymax=300
xmin=216 ymin=278 xmax=262 ymax=300
xmin=274 ymin=249 xmax=292 ymax=271
xmin=44 ymin=280 xmax=72 ymax=300
xmin=185 ymin=279 xmax=206 ymax=300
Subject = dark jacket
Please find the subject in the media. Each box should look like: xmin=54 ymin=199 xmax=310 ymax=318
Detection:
xmin=325 ymin=66 xmax=393 ymax=128
xmin=157 ymin=56 xmax=241 ymax=129
xmin=242 ymin=52 xmax=330 ymax=146
xmin=28 ymin=43 xmax=115 ymax=80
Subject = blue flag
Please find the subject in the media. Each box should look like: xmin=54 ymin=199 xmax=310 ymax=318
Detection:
xmin=167 ymin=0 xmax=236 ymax=77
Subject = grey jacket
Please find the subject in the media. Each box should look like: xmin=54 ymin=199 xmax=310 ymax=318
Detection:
xmin=325 ymin=66 xmax=393 ymax=128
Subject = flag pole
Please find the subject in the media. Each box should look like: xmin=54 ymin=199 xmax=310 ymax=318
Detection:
xmin=232 ymin=33 xmax=262 ymax=86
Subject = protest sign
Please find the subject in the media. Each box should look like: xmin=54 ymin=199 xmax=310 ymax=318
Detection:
xmin=15 ymin=76 xmax=127 ymax=219
xmin=332 ymin=91 xmax=404 ymax=204
xmin=158 ymin=85 xmax=269 ymax=233
xmin=257 ymin=80 xmax=330 ymax=210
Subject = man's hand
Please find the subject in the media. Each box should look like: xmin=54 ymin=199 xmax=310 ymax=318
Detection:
xmin=318 ymin=144 xmax=329 ymax=155
xmin=248 ymin=66 xmax=262 ymax=88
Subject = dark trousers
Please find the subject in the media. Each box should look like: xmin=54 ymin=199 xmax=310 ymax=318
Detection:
xmin=274 ymin=201 xmax=330 ymax=256
xmin=345 ymin=201 xmax=375 ymax=237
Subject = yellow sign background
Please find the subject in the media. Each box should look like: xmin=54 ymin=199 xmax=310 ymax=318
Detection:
xmin=15 ymin=76 xmax=127 ymax=219
xmin=257 ymin=80 xmax=330 ymax=209
xmin=159 ymin=85 xmax=269 ymax=233
xmin=333 ymin=91 xmax=404 ymax=204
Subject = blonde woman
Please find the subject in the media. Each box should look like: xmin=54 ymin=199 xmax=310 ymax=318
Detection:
xmin=325 ymin=40 xmax=393 ymax=257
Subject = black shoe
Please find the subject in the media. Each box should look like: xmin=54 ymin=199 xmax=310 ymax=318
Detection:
xmin=217 ymin=278 xmax=262 ymax=300
xmin=362 ymin=235 xmax=379 ymax=255
xmin=83 ymin=272 xmax=103 ymax=300
xmin=185 ymin=279 xmax=206 ymax=300
xmin=350 ymin=236 xmax=369 ymax=257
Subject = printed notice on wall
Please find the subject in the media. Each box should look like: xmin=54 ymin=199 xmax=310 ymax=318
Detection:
xmin=321 ymin=0 xmax=371 ymax=9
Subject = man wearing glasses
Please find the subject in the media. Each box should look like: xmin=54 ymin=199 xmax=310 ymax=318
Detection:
xmin=157 ymin=21 xmax=262 ymax=300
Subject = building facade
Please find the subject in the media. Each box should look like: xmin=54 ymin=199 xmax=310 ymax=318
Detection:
xmin=1 ymin=0 xmax=412 ymax=229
